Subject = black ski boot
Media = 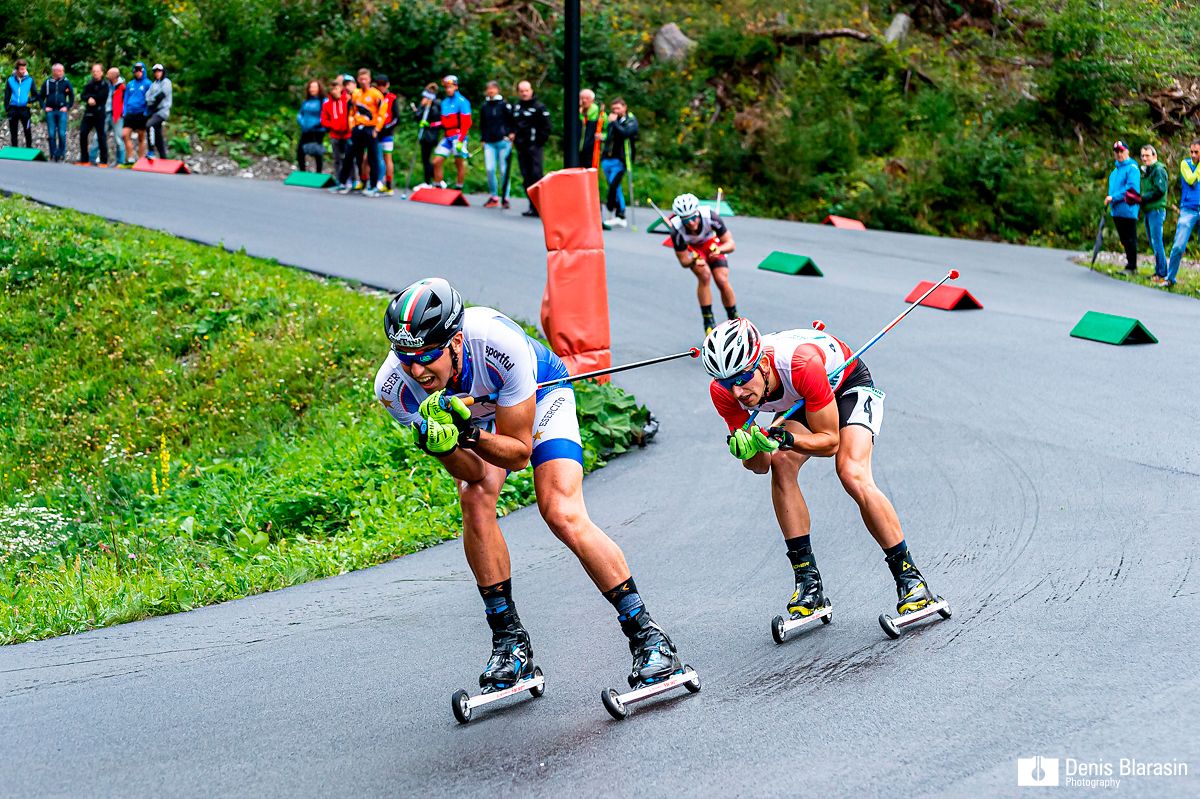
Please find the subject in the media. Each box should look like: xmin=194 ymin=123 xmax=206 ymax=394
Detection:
xmin=620 ymin=610 xmax=682 ymax=689
xmin=886 ymin=549 xmax=935 ymax=615
xmin=787 ymin=555 xmax=825 ymax=618
xmin=479 ymin=610 xmax=535 ymax=693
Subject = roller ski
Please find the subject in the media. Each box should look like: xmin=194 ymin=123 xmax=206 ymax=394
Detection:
xmin=451 ymin=612 xmax=545 ymax=724
xmin=771 ymin=555 xmax=832 ymax=644
xmin=878 ymin=550 xmax=951 ymax=639
xmin=601 ymin=610 xmax=700 ymax=720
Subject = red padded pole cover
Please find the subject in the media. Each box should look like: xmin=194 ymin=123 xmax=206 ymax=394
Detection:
xmin=527 ymin=168 xmax=612 ymax=380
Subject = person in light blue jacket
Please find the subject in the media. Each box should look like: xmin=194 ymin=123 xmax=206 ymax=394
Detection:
xmin=1105 ymin=140 xmax=1141 ymax=273
xmin=295 ymin=79 xmax=325 ymax=172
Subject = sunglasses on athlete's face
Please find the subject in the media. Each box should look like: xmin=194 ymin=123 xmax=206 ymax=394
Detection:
xmin=681 ymin=213 xmax=701 ymax=225
xmin=717 ymin=366 xmax=757 ymax=391
xmin=393 ymin=346 xmax=445 ymax=366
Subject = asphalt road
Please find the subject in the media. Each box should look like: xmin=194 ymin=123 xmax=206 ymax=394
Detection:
xmin=1 ymin=161 xmax=1198 ymax=798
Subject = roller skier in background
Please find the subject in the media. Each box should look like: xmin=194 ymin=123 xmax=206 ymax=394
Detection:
xmin=667 ymin=193 xmax=739 ymax=336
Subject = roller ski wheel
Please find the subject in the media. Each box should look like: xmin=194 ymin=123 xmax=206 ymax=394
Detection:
xmin=771 ymin=598 xmax=833 ymax=644
xmin=879 ymin=596 xmax=952 ymax=639
xmin=601 ymin=665 xmax=700 ymax=721
xmin=450 ymin=666 xmax=546 ymax=725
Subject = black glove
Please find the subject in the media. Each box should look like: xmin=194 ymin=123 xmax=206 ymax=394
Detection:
xmin=766 ymin=427 xmax=794 ymax=450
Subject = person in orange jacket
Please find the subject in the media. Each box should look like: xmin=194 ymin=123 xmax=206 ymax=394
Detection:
xmin=348 ymin=68 xmax=386 ymax=196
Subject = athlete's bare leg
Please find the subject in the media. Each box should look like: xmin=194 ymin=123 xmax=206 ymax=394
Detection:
xmin=457 ymin=459 xmax=513 ymax=585
xmin=768 ymin=439 xmax=812 ymax=540
xmin=835 ymin=424 xmax=903 ymax=548
xmin=690 ymin=261 xmax=714 ymax=307
xmin=534 ymin=457 xmax=631 ymax=589
xmin=432 ymin=154 xmax=445 ymax=183
xmin=455 ymin=155 xmax=467 ymax=187
xmin=712 ymin=266 xmax=737 ymax=309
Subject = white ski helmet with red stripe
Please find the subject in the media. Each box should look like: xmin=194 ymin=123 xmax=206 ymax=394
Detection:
xmin=385 ymin=277 xmax=464 ymax=351
xmin=702 ymin=318 xmax=762 ymax=379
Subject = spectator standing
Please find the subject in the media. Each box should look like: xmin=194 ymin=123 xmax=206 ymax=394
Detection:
xmin=347 ymin=68 xmax=385 ymax=196
xmin=599 ymin=97 xmax=638 ymax=228
xmin=1139 ymin=145 xmax=1169 ymax=284
xmin=78 ymin=63 xmax=109 ymax=166
xmin=321 ymin=78 xmax=352 ymax=190
xmin=339 ymin=75 xmax=359 ymax=186
xmin=1165 ymin=140 xmax=1200 ymax=289
xmin=90 ymin=68 xmax=125 ymax=165
xmin=40 ymin=63 xmax=74 ymax=162
xmin=413 ymin=82 xmax=442 ymax=188
xmin=578 ymin=88 xmax=600 ymax=168
xmin=144 ymin=64 xmax=172 ymax=159
xmin=480 ymin=81 xmax=513 ymax=208
xmin=4 ymin=58 xmax=35 ymax=148
xmin=1105 ymin=140 xmax=1140 ymax=274
xmin=510 ymin=80 xmax=550 ymax=217
xmin=296 ymin=79 xmax=325 ymax=172
xmin=432 ymin=75 xmax=471 ymax=190
xmin=121 ymin=62 xmax=152 ymax=165
xmin=375 ymin=74 xmax=397 ymax=195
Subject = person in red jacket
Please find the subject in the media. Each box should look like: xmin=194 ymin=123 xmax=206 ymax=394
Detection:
xmin=321 ymin=77 xmax=353 ymax=191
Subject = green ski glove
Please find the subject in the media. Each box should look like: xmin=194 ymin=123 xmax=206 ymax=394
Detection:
xmin=413 ymin=419 xmax=459 ymax=455
xmin=418 ymin=390 xmax=471 ymax=430
xmin=728 ymin=427 xmax=780 ymax=460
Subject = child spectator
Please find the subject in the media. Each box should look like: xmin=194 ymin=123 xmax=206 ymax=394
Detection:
xmin=321 ymin=77 xmax=352 ymax=190
xmin=40 ymin=63 xmax=74 ymax=162
xmin=79 ymin=63 xmax=110 ymax=166
xmin=4 ymin=58 xmax=35 ymax=149
xmin=413 ymin=82 xmax=442 ymax=188
xmin=145 ymin=64 xmax=172 ymax=159
xmin=296 ymin=79 xmax=325 ymax=172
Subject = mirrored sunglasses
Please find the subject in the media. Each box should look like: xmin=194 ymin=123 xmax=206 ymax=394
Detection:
xmin=393 ymin=346 xmax=445 ymax=366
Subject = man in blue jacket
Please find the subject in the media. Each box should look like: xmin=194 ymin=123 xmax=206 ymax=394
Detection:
xmin=4 ymin=58 xmax=35 ymax=148
xmin=1105 ymin=141 xmax=1141 ymax=273
xmin=121 ymin=62 xmax=152 ymax=166
xmin=1165 ymin=140 xmax=1200 ymax=289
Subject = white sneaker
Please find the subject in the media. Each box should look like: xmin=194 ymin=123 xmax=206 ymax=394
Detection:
xmin=414 ymin=182 xmax=431 ymax=190
xmin=608 ymin=216 xmax=628 ymax=228
xmin=435 ymin=180 xmax=448 ymax=189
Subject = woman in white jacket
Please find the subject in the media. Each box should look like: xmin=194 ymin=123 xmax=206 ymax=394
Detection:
xmin=145 ymin=64 xmax=173 ymax=158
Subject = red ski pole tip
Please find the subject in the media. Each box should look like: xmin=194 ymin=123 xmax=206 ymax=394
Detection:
xmin=811 ymin=320 xmax=826 ymax=330
xmin=689 ymin=347 xmax=700 ymax=357
xmin=948 ymin=269 xmax=960 ymax=279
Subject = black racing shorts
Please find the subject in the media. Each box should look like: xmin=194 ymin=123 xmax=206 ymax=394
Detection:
xmin=773 ymin=359 xmax=875 ymax=430
xmin=124 ymin=112 xmax=147 ymax=131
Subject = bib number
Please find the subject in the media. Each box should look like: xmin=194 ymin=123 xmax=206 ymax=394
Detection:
xmin=844 ymin=387 xmax=885 ymax=436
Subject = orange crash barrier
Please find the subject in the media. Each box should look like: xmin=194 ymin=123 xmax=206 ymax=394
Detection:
xmin=526 ymin=168 xmax=611 ymax=380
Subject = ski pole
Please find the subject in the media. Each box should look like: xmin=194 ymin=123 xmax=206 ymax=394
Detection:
xmin=742 ymin=269 xmax=960 ymax=429
xmin=454 ymin=348 xmax=701 ymax=407
xmin=716 ymin=187 xmax=723 ymax=211
xmin=647 ymin=198 xmax=674 ymax=230
xmin=627 ymin=157 xmax=637 ymax=231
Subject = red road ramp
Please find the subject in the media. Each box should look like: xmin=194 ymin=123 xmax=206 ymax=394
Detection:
xmin=904 ymin=280 xmax=983 ymax=310
xmin=409 ymin=186 xmax=469 ymax=206
xmin=527 ymin=168 xmax=611 ymax=378
xmin=823 ymin=214 xmax=866 ymax=230
xmin=132 ymin=157 xmax=190 ymax=174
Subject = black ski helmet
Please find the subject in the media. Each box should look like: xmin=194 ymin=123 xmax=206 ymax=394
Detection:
xmin=384 ymin=277 xmax=465 ymax=351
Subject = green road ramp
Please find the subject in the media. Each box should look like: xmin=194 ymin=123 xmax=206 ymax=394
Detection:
xmin=0 ymin=147 xmax=47 ymax=161
xmin=1069 ymin=311 xmax=1157 ymax=345
xmin=757 ymin=251 xmax=822 ymax=276
xmin=284 ymin=170 xmax=336 ymax=189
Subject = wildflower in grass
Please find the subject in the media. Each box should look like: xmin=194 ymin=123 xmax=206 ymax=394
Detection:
xmin=0 ymin=504 xmax=73 ymax=564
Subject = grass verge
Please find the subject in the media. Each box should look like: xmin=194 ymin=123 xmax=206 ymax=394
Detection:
xmin=0 ymin=195 xmax=650 ymax=645
xmin=1073 ymin=251 xmax=1200 ymax=299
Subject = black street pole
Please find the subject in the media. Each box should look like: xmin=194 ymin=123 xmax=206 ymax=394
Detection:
xmin=563 ymin=0 xmax=581 ymax=168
